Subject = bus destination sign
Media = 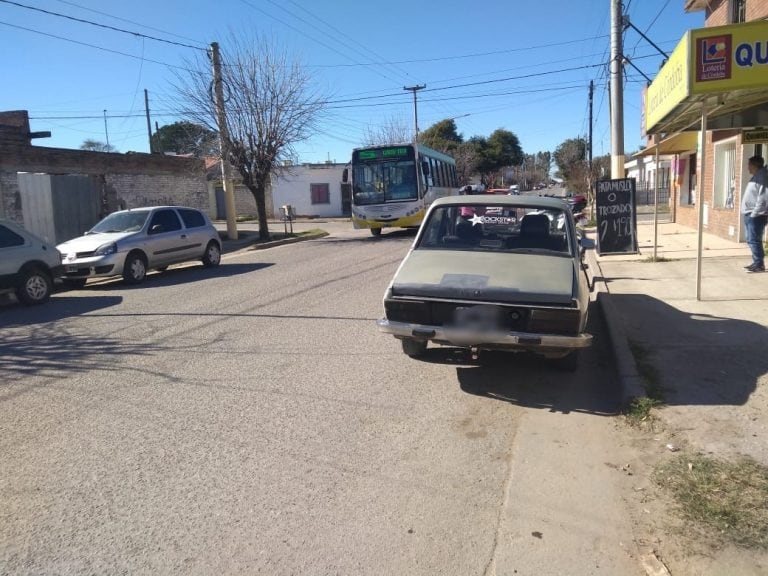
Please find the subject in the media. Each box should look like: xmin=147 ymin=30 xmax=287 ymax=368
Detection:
xmin=356 ymin=147 xmax=411 ymax=161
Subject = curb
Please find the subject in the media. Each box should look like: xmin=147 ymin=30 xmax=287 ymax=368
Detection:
xmin=585 ymin=248 xmax=647 ymax=405
xmin=222 ymin=231 xmax=329 ymax=255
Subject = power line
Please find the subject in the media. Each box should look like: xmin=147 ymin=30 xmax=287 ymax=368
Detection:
xmin=0 ymin=20 xmax=196 ymax=70
xmin=0 ymin=0 xmax=205 ymax=50
xmin=51 ymin=0 xmax=205 ymax=45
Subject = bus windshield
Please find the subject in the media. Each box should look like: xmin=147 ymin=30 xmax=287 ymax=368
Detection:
xmin=352 ymin=160 xmax=418 ymax=205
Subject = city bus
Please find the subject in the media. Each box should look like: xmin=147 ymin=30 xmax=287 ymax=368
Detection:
xmin=343 ymin=143 xmax=459 ymax=236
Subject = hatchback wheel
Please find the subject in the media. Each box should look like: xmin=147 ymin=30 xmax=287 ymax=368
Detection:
xmin=202 ymin=241 xmax=221 ymax=268
xmin=122 ymin=252 xmax=147 ymax=285
xmin=16 ymin=267 xmax=52 ymax=305
xmin=370 ymin=228 xmax=382 ymax=237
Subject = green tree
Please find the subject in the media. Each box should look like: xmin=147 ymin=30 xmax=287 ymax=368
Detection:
xmin=80 ymin=139 xmax=116 ymax=152
xmin=553 ymin=137 xmax=588 ymax=193
xmin=418 ymin=118 xmax=462 ymax=153
xmin=151 ymin=121 xmax=218 ymax=156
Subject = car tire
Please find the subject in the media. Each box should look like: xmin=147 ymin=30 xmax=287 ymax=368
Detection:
xmin=202 ymin=241 xmax=221 ymax=268
xmin=370 ymin=228 xmax=382 ymax=237
xmin=401 ymin=338 xmax=427 ymax=358
xmin=122 ymin=251 xmax=147 ymax=285
xmin=552 ymin=350 xmax=579 ymax=372
xmin=63 ymin=278 xmax=87 ymax=289
xmin=16 ymin=266 xmax=52 ymax=305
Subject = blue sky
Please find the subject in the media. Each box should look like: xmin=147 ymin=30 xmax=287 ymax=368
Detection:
xmin=0 ymin=0 xmax=703 ymax=162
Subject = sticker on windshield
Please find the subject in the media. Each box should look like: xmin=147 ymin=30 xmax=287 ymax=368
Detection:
xmin=469 ymin=213 xmax=516 ymax=226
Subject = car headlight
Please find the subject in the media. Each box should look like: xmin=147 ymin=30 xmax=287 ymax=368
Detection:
xmin=94 ymin=242 xmax=117 ymax=256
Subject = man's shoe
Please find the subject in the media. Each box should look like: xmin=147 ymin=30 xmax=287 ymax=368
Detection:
xmin=747 ymin=265 xmax=765 ymax=273
xmin=745 ymin=263 xmax=756 ymax=269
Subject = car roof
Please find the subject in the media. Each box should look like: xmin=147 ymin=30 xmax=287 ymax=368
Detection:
xmin=108 ymin=206 xmax=202 ymax=214
xmin=433 ymin=195 xmax=569 ymax=209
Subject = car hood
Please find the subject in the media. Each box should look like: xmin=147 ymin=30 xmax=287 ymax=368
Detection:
xmin=391 ymin=250 xmax=576 ymax=305
xmin=57 ymin=232 xmax=137 ymax=253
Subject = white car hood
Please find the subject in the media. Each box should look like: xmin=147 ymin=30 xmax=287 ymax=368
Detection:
xmin=57 ymin=232 xmax=136 ymax=254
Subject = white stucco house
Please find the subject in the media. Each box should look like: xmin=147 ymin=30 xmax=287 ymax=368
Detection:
xmin=271 ymin=162 xmax=351 ymax=218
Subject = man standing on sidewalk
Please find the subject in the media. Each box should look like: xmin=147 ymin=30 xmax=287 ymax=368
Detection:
xmin=743 ymin=155 xmax=768 ymax=273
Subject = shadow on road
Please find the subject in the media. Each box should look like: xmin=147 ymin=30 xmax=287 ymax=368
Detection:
xmin=318 ymin=229 xmax=418 ymax=245
xmin=418 ymin=304 xmax=621 ymax=416
xmin=82 ymin=262 xmax=275 ymax=291
xmin=0 ymin=323 xmax=153 ymax=397
xmin=609 ymin=294 xmax=766 ymax=407
xmin=0 ymin=295 xmax=124 ymax=327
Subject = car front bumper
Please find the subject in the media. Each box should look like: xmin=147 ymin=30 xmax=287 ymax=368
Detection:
xmin=61 ymin=253 xmax=124 ymax=279
xmin=376 ymin=319 xmax=592 ymax=351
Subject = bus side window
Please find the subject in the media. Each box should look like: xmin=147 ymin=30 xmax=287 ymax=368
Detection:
xmin=451 ymin=165 xmax=457 ymax=187
xmin=440 ymin=162 xmax=448 ymax=188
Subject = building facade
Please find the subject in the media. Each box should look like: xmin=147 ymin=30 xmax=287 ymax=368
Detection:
xmin=677 ymin=0 xmax=768 ymax=241
xmin=270 ymin=163 xmax=350 ymax=218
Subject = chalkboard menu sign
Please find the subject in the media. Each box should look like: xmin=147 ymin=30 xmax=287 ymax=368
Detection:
xmin=595 ymin=178 xmax=638 ymax=255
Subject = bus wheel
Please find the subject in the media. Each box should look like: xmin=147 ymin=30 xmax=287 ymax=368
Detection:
xmin=370 ymin=228 xmax=382 ymax=237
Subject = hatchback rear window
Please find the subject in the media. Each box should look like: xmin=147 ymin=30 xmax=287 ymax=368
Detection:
xmin=178 ymin=209 xmax=207 ymax=229
xmin=0 ymin=225 xmax=25 ymax=248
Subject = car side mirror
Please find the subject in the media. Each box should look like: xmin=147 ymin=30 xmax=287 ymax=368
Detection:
xmin=342 ymin=168 xmax=348 ymax=183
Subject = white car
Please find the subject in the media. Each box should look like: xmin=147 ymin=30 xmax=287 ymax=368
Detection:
xmin=0 ymin=220 xmax=63 ymax=305
xmin=57 ymin=206 xmax=221 ymax=286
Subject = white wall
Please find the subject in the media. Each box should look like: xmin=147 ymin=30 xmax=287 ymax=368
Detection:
xmin=271 ymin=164 xmax=346 ymax=217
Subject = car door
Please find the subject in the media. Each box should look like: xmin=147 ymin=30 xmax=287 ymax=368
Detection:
xmin=146 ymin=209 xmax=188 ymax=267
xmin=176 ymin=208 xmax=211 ymax=259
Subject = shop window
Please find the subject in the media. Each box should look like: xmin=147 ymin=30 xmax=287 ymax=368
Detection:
xmin=681 ymin=154 xmax=696 ymax=206
xmin=310 ymin=183 xmax=330 ymax=204
xmin=714 ymin=140 xmax=737 ymax=209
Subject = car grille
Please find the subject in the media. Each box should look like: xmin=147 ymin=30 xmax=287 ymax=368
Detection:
xmin=385 ymin=299 xmax=580 ymax=336
xmin=76 ymin=251 xmax=96 ymax=258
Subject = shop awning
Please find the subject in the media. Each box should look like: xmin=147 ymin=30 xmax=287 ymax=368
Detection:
xmin=644 ymin=19 xmax=768 ymax=135
xmin=634 ymin=132 xmax=698 ymax=157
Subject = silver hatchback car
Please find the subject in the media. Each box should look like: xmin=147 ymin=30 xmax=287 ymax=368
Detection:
xmin=57 ymin=206 xmax=221 ymax=286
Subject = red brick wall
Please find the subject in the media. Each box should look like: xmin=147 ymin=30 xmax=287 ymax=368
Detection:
xmin=704 ymin=0 xmax=768 ymax=25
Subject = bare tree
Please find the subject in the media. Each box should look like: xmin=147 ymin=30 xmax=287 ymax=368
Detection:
xmin=361 ymin=115 xmax=411 ymax=146
xmin=173 ymin=35 xmax=326 ymax=239
xmin=80 ymin=139 xmax=117 ymax=152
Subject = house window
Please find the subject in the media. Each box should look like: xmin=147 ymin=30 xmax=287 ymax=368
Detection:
xmin=310 ymin=183 xmax=330 ymax=204
xmin=730 ymin=0 xmax=746 ymax=23
xmin=714 ymin=140 xmax=737 ymax=209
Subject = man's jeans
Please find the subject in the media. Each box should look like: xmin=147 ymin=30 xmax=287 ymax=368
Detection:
xmin=745 ymin=215 xmax=767 ymax=267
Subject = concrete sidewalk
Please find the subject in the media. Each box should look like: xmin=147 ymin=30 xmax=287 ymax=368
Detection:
xmin=592 ymin=221 xmax=768 ymax=464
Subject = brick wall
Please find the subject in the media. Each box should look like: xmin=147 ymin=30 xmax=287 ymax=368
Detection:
xmin=676 ymin=130 xmax=745 ymax=240
xmin=704 ymin=0 xmax=768 ymax=24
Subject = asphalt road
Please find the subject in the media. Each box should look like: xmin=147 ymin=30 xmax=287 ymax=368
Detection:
xmin=0 ymin=224 xmax=640 ymax=575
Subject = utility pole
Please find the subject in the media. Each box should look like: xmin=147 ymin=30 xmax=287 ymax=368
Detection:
xmin=144 ymin=89 xmax=153 ymax=153
xmin=609 ymin=0 xmax=624 ymax=178
xmin=210 ymin=41 xmax=238 ymax=241
xmin=103 ymin=110 xmax=110 ymax=149
xmin=588 ymin=80 xmax=594 ymax=204
xmin=403 ymin=84 xmax=426 ymax=141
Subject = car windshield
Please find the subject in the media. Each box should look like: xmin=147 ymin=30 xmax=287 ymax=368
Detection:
xmin=417 ymin=203 xmax=573 ymax=256
xmin=352 ymin=160 xmax=418 ymax=205
xmin=89 ymin=211 xmax=150 ymax=234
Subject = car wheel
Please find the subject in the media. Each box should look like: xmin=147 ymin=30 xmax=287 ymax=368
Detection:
xmin=552 ymin=350 xmax=579 ymax=372
xmin=16 ymin=266 xmax=52 ymax=305
xmin=401 ymin=338 xmax=427 ymax=358
xmin=122 ymin=252 xmax=147 ymax=285
xmin=202 ymin=241 xmax=221 ymax=268
xmin=370 ymin=228 xmax=382 ymax=237
xmin=63 ymin=278 xmax=87 ymax=289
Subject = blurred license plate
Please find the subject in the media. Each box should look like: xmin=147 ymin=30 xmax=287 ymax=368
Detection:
xmin=453 ymin=305 xmax=502 ymax=329
xmin=65 ymin=265 xmax=78 ymax=273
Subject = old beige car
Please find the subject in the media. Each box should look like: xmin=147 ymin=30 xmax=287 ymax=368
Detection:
xmin=377 ymin=195 xmax=592 ymax=370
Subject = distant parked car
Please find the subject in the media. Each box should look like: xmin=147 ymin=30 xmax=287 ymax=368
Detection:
xmin=377 ymin=195 xmax=592 ymax=370
xmin=57 ymin=206 xmax=221 ymax=286
xmin=0 ymin=220 xmax=63 ymax=305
